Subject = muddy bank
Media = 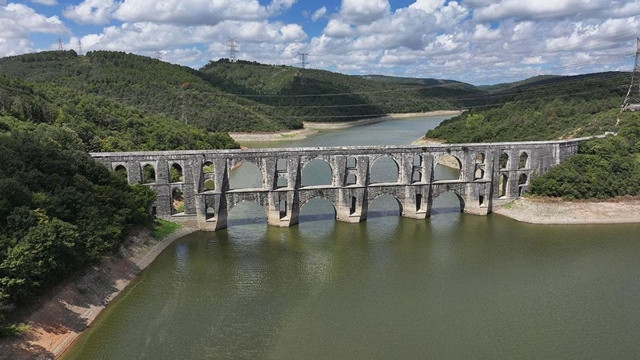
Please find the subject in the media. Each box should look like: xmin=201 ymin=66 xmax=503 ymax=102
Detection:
xmin=0 ymin=226 xmax=197 ymax=360
xmin=494 ymin=197 xmax=640 ymax=224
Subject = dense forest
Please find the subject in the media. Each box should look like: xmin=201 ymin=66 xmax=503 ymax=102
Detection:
xmin=0 ymin=51 xmax=480 ymax=131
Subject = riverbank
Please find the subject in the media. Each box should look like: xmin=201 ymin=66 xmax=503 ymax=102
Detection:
xmin=0 ymin=225 xmax=198 ymax=360
xmin=494 ymin=196 xmax=640 ymax=224
xmin=229 ymin=110 xmax=462 ymax=143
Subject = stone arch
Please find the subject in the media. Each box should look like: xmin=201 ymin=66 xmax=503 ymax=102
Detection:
xmin=202 ymin=161 xmax=215 ymax=191
xmin=475 ymin=152 xmax=485 ymax=164
xmin=499 ymin=153 xmax=509 ymax=170
xmin=368 ymin=193 xmax=404 ymax=217
xmin=229 ymin=159 xmax=263 ymax=189
xmin=299 ymin=196 xmax=338 ymax=223
xmin=170 ymin=163 xmax=183 ymax=183
xmin=346 ymin=156 xmax=357 ymax=169
xmin=518 ymin=173 xmax=528 ymax=196
xmin=434 ymin=154 xmax=462 ymax=181
xmin=276 ymin=175 xmax=288 ymax=189
xmin=114 ymin=164 xmax=128 ymax=182
xmin=171 ymin=187 xmax=184 ymax=215
xmin=226 ymin=200 xmax=268 ymax=226
xmin=141 ymin=163 xmax=156 ymax=184
xmin=370 ymin=156 xmax=400 ymax=184
xmin=431 ymin=190 xmax=465 ymax=213
xmin=302 ymin=158 xmax=333 ymax=187
xmin=411 ymin=154 xmax=423 ymax=183
xmin=474 ymin=168 xmax=485 ymax=180
xmin=499 ymin=173 xmax=509 ymax=198
xmin=519 ymin=152 xmax=529 ymax=169
xmin=346 ymin=173 xmax=357 ymax=186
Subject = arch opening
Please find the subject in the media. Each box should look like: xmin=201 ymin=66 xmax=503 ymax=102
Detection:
xmin=227 ymin=200 xmax=268 ymax=227
xmin=114 ymin=165 xmax=128 ymax=182
xmin=368 ymin=193 xmax=403 ymax=219
xmin=434 ymin=154 xmax=462 ymax=181
xmin=346 ymin=173 xmax=357 ymax=186
xmin=347 ymin=156 xmax=357 ymax=169
xmin=279 ymin=195 xmax=288 ymax=219
xmin=229 ymin=161 xmax=263 ymax=190
xmin=519 ymin=152 xmax=529 ymax=169
xmin=518 ymin=173 xmax=528 ymax=196
xmin=431 ymin=191 xmax=465 ymax=215
xmin=299 ymin=197 xmax=337 ymax=223
xmin=476 ymin=153 xmax=485 ymax=164
xmin=171 ymin=188 xmax=184 ymax=215
xmin=411 ymin=155 xmax=423 ymax=183
xmin=170 ymin=163 xmax=183 ymax=183
xmin=202 ymin=161 xmax=215 ymax=191
xmin=474 ymin=167 xmax=484 ymax=180
xmin=499 ymin=153 xmax=509 ymax=170
xmin=370 ymin=156 xmax=399 ymax=184
xmin=276 ymin=175 xmax=288 ymax=189
xmin=499 ymin=174 xmax=509 ymax=198
xmin=302 ymin=159 xmax=332 ymax=187
xmin=142 ymin=164 xmax=156 ymax=184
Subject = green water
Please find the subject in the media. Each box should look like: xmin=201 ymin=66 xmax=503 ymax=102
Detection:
xmin=64 ymin=116 xmax=640 ymax=360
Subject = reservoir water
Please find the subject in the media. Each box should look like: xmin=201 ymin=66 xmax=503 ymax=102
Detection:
xmin=64 ymin=116 xmax=640 ymax=360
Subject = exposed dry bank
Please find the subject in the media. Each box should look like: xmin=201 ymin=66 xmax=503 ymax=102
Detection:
xmin=494 ymin=197 xmax=640 ymax=224
xmin=0 ymin=225 xmax=197 ymax=360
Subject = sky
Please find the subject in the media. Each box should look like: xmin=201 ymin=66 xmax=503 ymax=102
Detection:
xmin=2 ymin=0 xmax=640 ymax=84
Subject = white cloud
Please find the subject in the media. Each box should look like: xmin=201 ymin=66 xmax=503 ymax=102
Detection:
xmin=311 ymin=6 xmax=327 ymax=21
xmin=339 ymin=0 xmax=390 ymax=24
xmin=0 ymin=3 xmax=68 ymax=39
xmin=409 ymin=0 xmax=445 ymax=14
xmin=113 ymin=0 xmax=268 ymax=25
xmin=267 ymin=0 xmax=297 ymax=14
xmin=324 ymin=19 xmax=354 ymax=38
xmin=30 ymin=0 xmax=57 ymax=5
xmin=472 ymin=24 xmax=501 ymax=41
xmin=474 ymin=0 xmax=610 ymax=22
xmin=63 ymin=0 xmax=117 ymax=25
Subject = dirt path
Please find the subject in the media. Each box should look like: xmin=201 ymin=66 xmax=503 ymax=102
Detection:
xmin=0 ymin=227 xmax=197 ymax=360
xmin=494 ymin=197 xmax=640 ymax=224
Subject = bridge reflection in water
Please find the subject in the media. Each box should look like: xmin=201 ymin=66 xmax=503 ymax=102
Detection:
xmin=91 ymin=139 xmax=585 ymax=231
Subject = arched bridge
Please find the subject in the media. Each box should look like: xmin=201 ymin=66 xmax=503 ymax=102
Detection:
xmin=90 ymin=138 xmax=587 ymax=231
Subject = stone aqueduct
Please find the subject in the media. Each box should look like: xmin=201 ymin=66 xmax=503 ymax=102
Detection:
xmin=90 ymin=138 xmax=586 ymax=231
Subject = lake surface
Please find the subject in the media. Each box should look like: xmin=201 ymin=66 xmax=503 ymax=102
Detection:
xmin=63 ymin=116 xmax=640 ymax=360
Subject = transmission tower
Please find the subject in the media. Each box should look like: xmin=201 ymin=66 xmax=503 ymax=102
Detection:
xmin=227 ymin=38 xmax=238 ymax=62
xmin=621 ymin=37 xmax=640 ymax=112
xmin=58 ymin=37 xmax=63 ymax=51
xmin=297 ymin=52 xmax=309 ymax=69
xmin=77 ymin=40 xmax=83 ymax=55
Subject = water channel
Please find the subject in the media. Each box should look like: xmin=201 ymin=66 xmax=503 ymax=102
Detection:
xmin=64 ymin=116 xmax=640 ymax=360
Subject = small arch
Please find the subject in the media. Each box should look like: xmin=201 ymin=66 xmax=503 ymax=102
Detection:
xmin=347 ymin=156 xmax=357 ymax=169
xmin=499 ymin=153 xmax=509 ymax=170
xmin=202 ymin=161 xmax=215 ymax=191
xmin=370 ymin=156 xmax=399 ymax=184
xmin=229 ymin=160 xmax=263 ymax=189
xmin=171 ymin=188 xmax=184 ymax=215
xmin=411 ymin=154 xmax=423 ymax=183
xmin=346 ymin=173 xmax=357 ymax=186
xmin=519 ymin=152 xmax=529 ymax=169
xmin=475 ymin=153 xmax=485 ymax=164
xmin=279 ymin=195 xmax=288 ymax=219
xmin=276 ymin=158 xmax=287 ymax=171
xmin=205 ymin=206 xmax=215 ymax=221
xmin=434 ymin=154 xmax=462 ymax=181
xmin=142 ymin=164 xmax=156 ymax=184
xmin=170 ymin=163 xmax=183 ymax=183
xmin=302 ymin=159 xmax=333 ymax=187
xmin=114 ymin=164 xmax=128 ymax=182
xmin=518 ymin=173 xmax=528 ymax=196
xmin=474 ymin=167 xmax=484 ymax=180
xmin=412 ymin=170 xmax=422 ymax=183
xmin=499 ymin=174 xmax=508 ymax=198
xmin=350 ymin=196 xmax=357 ymax=215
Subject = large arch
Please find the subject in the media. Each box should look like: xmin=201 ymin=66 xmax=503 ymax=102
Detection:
xmin=229 ymin=160 xmax=263 ymax=190
xmin=434 ymin=154 xmax=462 ymax=181
xmin=431 ymin=191 xmax=465 ymax=214
xmin=114 ymin=164 xmax=128 ymax=182
xmin=301 ymin=159 xmax=333 ymax=187
xmin=368 ymin=193 xmax=403 ymax=218
xmin=170 ymin=163 xmax=183 ymax=183
xmin=299 ymin=196 xmax=337 ymax=223
xmin=142 ymin=163 xmax=156 ymax=184
xmin=226 ymin=200 xmax=268 ymax=227
xmin=519 ymin=152 xmax=529 ymax=169
xmin=370 ymin=156 xmax=399 ymax=184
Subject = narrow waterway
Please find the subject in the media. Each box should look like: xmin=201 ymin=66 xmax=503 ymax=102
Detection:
xmin=63 ymin=116 xmax=640 ymax=360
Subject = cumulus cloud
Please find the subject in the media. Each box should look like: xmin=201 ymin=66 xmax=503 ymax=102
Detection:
xmin=0 ymin=3 xmax=68 ymax=39
xmin=113 ymin=0 xmax=268 ymax=25
xmin=473 ymin=0 xmax=610 ymax=22
xmin=63 ymin=0 xmax=117 ymax=25
xmin=339 ymin=0 xmax=390 ymax=24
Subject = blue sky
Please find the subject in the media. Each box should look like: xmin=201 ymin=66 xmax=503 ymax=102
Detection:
xmin=2 ymin=0 xmax=640 ymax=84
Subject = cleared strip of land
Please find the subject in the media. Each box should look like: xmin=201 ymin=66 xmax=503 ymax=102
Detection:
xmin=494 ymin=197 xmax=640 ymax=224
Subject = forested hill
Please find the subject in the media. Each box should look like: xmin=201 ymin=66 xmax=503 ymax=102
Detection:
xmin=200 ymin=59 xmax=483 ymax=121
xmin=0 ymin=51 xmax=480 ymax=132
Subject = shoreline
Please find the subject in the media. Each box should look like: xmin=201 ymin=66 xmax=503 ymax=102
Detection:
xmin=493 ymin=197 xmax=640 ymax=224
xmin=0 ymin=225 xmax=198 ymax=360
xmin=229 ymin=110 xmax=463 ymax=143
